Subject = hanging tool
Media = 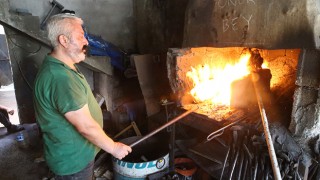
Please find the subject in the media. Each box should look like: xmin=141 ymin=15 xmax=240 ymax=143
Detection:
xmin=40 ymin=0 xmax=64 ymax=29
xmin=251 ymin=72 xmax=281 ymax=180
xmin=129 ymin=106 xmax=198 ymax=148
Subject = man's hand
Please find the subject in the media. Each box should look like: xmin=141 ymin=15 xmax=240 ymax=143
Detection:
xmin=111 ymin=142 xmax=132 ymax=160
xmin=7 ymin=109 xmax=14 ymax=115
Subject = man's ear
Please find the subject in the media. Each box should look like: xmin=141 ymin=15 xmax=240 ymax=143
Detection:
xmin=58 ymin=35 xmax=69 ymax=48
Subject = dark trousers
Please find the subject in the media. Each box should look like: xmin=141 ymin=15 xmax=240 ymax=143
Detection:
xmin=0 ymin=109 xmax=11 ymax=128
xmin=54 ymin=161 xmax=94 ymax=180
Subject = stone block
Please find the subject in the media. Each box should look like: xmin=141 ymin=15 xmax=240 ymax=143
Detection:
xmin=296 ymin=49 xmax=320 ymax=88
xmin=289 ymin=87 xmax=318 ymax=136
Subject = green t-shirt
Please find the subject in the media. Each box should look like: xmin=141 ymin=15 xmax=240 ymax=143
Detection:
xmin=33 ymin=55 xmax=103 ymax=175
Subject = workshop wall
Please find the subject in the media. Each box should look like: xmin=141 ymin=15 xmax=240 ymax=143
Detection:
xmin=135 ymin=0 xmax=188 ymax=54
xmin=0 ymin=0 xmax=136 ymax=125
xmin=8 ymin=0 xmax=135 ymax=51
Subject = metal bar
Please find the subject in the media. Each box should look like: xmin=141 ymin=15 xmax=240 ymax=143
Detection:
xmin=220 ymin=145 xmax=231 ymax=180
xmin=251 ymin=72 xmax=282 ymax=180
xmin=40 ymin=4 xmax=57 ymax=29
xmin=253 ymin=156 xmax=258 ymax=180
xmin=228 ymin=148 xmax=239 ymax=179
xmin=242 ymin=157 xmax=249 ymax=180
xmin=237 ymin=149 xmax=245 ymax=180
xmin=243 ymin=143 xmax=253 ymax=160
xmin=113 ymin=124 xmax=133 ymax=139
xmin=40 ymin=0 xmax=64 ymax=29
xmin=163 ymin=101 xmax=175 ymax=172
xmin=131 ymin=121 xmax=142 ymax=136
xmin=189 ymin=148 xmax=223 ymax=164
xmin=129 ymin=106 xmax=198 ymax=148
xmin=114 ymin=121 xmax=142 ymax=139
xmin=169 ymin=123 xmax=175 ymax=172
xmin=228 ymin=131 xmax=240 ymax=180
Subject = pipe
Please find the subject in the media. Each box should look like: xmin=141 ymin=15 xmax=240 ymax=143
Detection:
xmin=251 ymin=72 xmax=282 ymax=180
xmin=129 ymin=106 xmax=198 ymax=148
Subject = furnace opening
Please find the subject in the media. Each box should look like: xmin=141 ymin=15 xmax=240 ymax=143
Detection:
xmin=167 ymin=47 xmax=300 ymax=126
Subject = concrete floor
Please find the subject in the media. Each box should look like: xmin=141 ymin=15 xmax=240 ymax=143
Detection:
xmin=0 ymin=124 xmax=48 ymax=180
xmin=0 ymin=84 xmax=49 ymax=180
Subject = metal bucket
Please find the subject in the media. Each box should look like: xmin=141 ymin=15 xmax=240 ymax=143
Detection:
xmin=112 ymin=136 xmax=169 ymax=180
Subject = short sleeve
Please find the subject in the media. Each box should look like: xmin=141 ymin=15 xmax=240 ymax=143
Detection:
xmin=52 ymin=74 xmax=87 ymax=114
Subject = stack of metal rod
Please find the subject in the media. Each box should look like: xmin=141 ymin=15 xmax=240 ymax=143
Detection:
xmin=218 ymin=124 xmax=304 ymax=180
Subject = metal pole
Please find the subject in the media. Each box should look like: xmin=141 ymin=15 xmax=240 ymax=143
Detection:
xmin=251 ymin=73 xmax=282 ymax=180
xmin=129 ymin=106 xmax=198 ymax=148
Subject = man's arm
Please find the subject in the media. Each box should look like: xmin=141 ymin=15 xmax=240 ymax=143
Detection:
xmin=64 ymin=104 xmax=132 ymax=160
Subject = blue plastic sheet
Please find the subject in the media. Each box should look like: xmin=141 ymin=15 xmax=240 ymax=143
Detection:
xmin=85 ymin=32 xmax=125 ymax=71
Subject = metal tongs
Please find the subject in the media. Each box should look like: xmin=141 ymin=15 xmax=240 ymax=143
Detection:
xmin=206 ymin=117 xmax=245 ymax=142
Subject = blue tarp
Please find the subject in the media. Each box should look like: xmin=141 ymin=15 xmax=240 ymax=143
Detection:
xmin=85 ymin=32 xmax=125 ymax=71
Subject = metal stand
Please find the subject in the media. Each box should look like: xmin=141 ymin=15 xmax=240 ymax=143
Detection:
xmin=113 ymin=121 xmax=142 ymax=139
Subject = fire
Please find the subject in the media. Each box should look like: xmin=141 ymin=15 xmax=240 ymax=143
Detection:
xmin=186 ymin=53 xmax=251 ymax=106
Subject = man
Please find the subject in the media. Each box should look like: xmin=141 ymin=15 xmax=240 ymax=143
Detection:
xmin=0 ymin=104 xmax=24 ymax=133
xmin=33 ymin=14 xmax=132 ymax=179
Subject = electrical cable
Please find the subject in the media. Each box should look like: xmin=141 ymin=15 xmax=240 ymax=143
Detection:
xmin=6 ymin=33 xmax=42 ymax=90
xmin=7 ymin=33 xmax=42 ymax=54
xmin=11 ymin=49 xmax=33 ymax=91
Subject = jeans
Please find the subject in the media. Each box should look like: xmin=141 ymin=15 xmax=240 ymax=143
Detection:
xmin=54 ymin=161 xmax=94 ymax=180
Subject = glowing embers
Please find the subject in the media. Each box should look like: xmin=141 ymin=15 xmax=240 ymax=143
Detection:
xmin=183 ymin=103 xmax=241 ymax=121
xmin=186 ymin=52 xmax=251 ymax=107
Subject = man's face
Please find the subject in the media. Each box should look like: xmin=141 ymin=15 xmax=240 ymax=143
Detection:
xmin=65 ymin=22 xmax=88 ymax=63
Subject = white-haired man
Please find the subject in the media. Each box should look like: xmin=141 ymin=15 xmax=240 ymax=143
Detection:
xmin=33 ymin=14 xmax=131 ymax=179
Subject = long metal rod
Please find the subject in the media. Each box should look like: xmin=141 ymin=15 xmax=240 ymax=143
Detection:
xmin=251 ymin=73 xmax=281 ymax=180
xmin=219 ymin=145 xmax=231 ymax=180
xmin=129 ymin=106 xmax=198 ymax=148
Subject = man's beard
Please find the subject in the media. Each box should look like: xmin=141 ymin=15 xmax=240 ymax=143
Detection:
xmin=68 ymin=44 xmax=87 ymax=62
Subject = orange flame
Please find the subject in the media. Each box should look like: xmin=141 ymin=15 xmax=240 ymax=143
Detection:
xmin=186 ymin=53 xmax=251 ymax=106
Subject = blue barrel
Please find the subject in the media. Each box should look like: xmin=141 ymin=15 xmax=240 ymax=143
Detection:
xmin=113 ymin=136 xmax=169 ymax=179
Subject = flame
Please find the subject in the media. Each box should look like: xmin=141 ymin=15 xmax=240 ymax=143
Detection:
xmin=186 ymin=53 xmax=251 ymax=106
xmin=262 ymin=61 xmax=269 ymax=69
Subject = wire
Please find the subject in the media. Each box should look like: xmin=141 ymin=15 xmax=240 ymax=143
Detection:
xmin=11 ymin=49 xmax=33 ymax=91
xmin=7 ymin=33 xmax=42 ymax=54
xmin=6 ymin=33 xmax=42 ymax=90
